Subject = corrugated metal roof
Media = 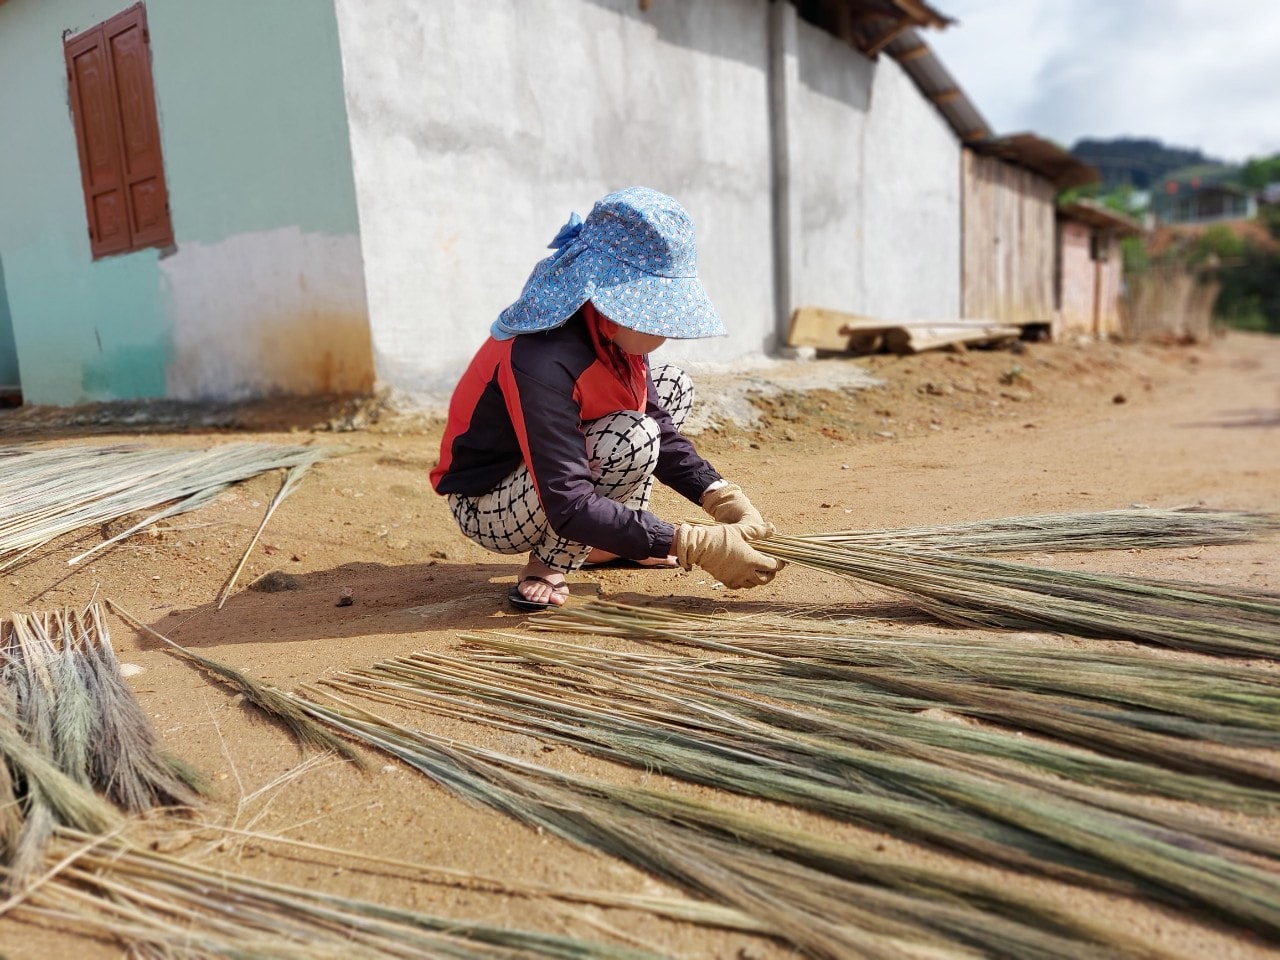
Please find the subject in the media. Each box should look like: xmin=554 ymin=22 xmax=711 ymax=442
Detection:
xmin=883 ymin=28 xmax=991 ymax=143
xmin=791 ymin=4 xmax=993 ymax=144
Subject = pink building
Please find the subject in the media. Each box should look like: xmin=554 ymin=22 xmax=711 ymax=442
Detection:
xmin=1056 ymin=201 xmax=1144 ymax=340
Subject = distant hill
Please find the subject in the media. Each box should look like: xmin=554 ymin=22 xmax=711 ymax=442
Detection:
xmin=1070 ymin=138 xmax=1227 ymax=192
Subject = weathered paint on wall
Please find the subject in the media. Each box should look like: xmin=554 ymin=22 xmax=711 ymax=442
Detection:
xmin=333 ymin=0 xmax=777 ymax=401
xmin=0 ymin=0 xmax=371 ymax=405
xmin=160 ymin=228 xmax=372 ymax=398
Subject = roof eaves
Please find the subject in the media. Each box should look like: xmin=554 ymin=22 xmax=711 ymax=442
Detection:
xmin=970 ymin=132 xmax=1100 ymax=190
xmin=1058 ymin=199 xmax=1144 ymax=237
xmin=884 ymin=28 xmax=992 ymax=144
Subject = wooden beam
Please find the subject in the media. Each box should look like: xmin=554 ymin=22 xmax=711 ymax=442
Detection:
xmin=789 ymin=306 xmax=1024 ymax=355
xmin=884 ymin=323 xmax=1023 ymax=355
xmin=888 ymin=0 xmax=950 ymax=29
xmin=930 ymin=88 xmax=962 ymax=104
xmin=835 ymin=3 xmax=855 ymax=43
xmin=896 ymin=43 xmax=930 ymax=62
xmin=866 ymin=18 xmax=911 ymax=57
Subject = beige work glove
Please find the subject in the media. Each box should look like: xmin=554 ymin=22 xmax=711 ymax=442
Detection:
xmin=674 ymin=522 xmax=782 ymax=589
xmin=701 ymin=483 xmax=770 ymax=540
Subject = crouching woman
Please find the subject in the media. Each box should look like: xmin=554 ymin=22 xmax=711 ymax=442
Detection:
xmin=430 ymin=187 xmax=781 ymax=610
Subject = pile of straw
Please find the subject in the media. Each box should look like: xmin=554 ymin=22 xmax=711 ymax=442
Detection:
xmin=277 ymin=591 xmax=1274 ymax=957
xmin=754 ymin=535 xmax=1280 ymax=655
xmin=808 ymin=506 xmax=1279 ymax=554
xmin=0 ymin=441 xmax=330 ymax=570
xmin=3 ymin=827 xmax=664 ymax=960
xmin=0 ymin=605 xmax=200 ymax=888
xmin=300 ymin=689 xmax=1151 ymax=959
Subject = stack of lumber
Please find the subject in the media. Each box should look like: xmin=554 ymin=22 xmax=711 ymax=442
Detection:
xmin=788 ymin=306 xmax=1023 ymax=355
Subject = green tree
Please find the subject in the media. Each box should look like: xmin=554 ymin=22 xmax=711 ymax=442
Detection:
xmin=1241 ymin=154 xmax=1280 ymax=189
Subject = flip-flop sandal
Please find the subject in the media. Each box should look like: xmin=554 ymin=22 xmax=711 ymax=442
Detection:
xmin=506 ymin=575 xmax=570 ymax=612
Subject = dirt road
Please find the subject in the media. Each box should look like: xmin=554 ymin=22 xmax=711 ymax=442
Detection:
xmin=2 ymin=331 xmax=1278 ymax=959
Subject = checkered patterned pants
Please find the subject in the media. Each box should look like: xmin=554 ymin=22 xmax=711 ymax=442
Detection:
xmin=448 ymin=363 xmax=694 ymax=572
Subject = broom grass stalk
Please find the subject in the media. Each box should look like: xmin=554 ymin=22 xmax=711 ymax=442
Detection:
xmin=0 ymin=442 xmax=333 ymax=570
xmin=332 ymin=648 xmax=1280 ymax=921
xmin=106 ymin=598 xmax=364 ymax=768
xmin=297 ymin=690 xmax=1166 ymax=960
xmin=29 ymin=828 xmax=677 ymax=960
xmin=462 ymin=629 xmax=1280 ymax=814
xmin=751 ymin=538 xmax=1280 ymax=656
xmin=71 ymin=605 xmax=204 ymax=811
xmin=537 ymin=603 xmax=1280 ymax=778
xmin=200 ymin=821 xmax=773 ymax=935
xmin=216 ymin=461 xmax=312 ymax=609
xmin=810 ymin=506 xmax=1280 ymax=554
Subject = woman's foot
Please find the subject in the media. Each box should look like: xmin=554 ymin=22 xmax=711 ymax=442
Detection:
xmin=514 ymin=555 xmax=570 ymax=607
xmin=584 ymin=548 xmax=678 ymax=569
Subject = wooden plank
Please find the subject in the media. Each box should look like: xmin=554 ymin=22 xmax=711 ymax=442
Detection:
xmin=884 ymin=324 xmax=1022 ymax=355
xmin=787 ymin=306 xmax=884 ymax=351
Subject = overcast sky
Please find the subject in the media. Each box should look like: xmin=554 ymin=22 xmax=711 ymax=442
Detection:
xmin=926 ymin=0 xmax=1280 ymax=163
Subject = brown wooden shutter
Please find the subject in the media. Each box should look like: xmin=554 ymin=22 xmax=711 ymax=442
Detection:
xmin=65 ymin=4 xmax=173 ymax=258
xmin=66 ymin=25 xmax=131 ymax=257
xmin=104 ymin=6 xmax=172 ymax=248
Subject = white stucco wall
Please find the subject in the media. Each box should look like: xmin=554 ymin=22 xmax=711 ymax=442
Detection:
xmin=333 ymin=0 xmax=777 ymax=402
xmin=789 ymin=18 xmax=961 ymax=320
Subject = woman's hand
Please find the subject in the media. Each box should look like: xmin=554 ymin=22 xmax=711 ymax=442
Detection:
xmin=700 ymin=483 xmax=770 ymax=540
xmin=674 ymin=523 xmax=781 ymax=589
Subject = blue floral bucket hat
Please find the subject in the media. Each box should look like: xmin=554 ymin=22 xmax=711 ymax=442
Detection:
xmin=491 ymin=186 xmax=726 ymax=340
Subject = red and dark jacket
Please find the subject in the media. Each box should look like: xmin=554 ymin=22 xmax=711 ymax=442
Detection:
xmin=431 ymin=307 xmax=721 ymax=559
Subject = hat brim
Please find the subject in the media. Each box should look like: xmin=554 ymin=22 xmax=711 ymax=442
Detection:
xmin=590 ymin=273 xmax=725 ymax=339
xmin=494 ymin=245 xmax=726 ymax=340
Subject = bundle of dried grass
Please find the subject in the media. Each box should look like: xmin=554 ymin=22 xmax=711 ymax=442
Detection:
xmin=0 ymin=604 xmax=197 ymax=888
xmin=0 ymin=441 xmax=331 ymax=570
xmin=4 ymin=827 xmax=665 ymax=960
xmin=319 ymin=635 xmax=1280 ymax=940
xmin=809 ymin=506 xmax=1279 ymax=554
xmin=539 ymin=601 xmax=1280 ymax=790
xmin=753 ymin=536 xmax=1280 ymax=655
xmin=108 ymin=599 xmax=363 ymax=767
xmin=299 ymin=691 xmax=1157 ymax=960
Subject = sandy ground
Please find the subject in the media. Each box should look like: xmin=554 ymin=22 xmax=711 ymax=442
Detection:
xmin=1 ymin=331 xmax=1278 ymax=959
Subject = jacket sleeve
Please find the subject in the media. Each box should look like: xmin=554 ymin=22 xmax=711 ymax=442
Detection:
xmin=502 ymin=355 xmax=677 ymax=560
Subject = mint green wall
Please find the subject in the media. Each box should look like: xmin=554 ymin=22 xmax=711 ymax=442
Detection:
xmin=148 ymin=2 xmax=361 ymax=242
xmin=0 ymin=257 xmax=19 ymax=389
xmin=0 ymin=0 xmax=362 ymax=405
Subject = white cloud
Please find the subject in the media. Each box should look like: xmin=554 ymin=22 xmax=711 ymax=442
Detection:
xmin=929 ymin=0 xmax=1280 ymax=161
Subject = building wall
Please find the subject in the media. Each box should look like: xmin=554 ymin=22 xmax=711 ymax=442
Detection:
xmin=788 ymin=18 xmax=960 ymax=319
xmin=333 ymin=0 xmax=963 ymax=402
xmin=1096 ymin=238 xmax=1124 ymax=338
xmin=333 ymin=0 xmax=776 ymax=401
xmin=0 ymin=0 xmax=372 ymax=405
xmin=962 ymin=152 xmax=1056 ymax=323
xmin=0 ymin=257 xmax=17 ymax=390
xmin=1057 ymin=218 xmax=1126 ymax=340
xmin=1057 ymin=219 xmax=1095 ymax=338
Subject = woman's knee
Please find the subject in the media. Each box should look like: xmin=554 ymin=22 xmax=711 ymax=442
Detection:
xmin=650 ymin=363 xmax=694 ymax=425
xmin=586 ymin=411 xmax=661 ymax=472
